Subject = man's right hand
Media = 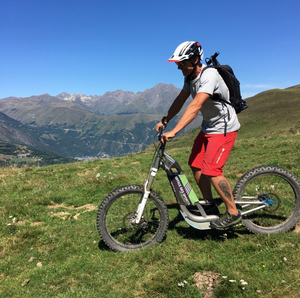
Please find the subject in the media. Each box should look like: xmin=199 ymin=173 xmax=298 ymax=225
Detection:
xmin=155 ymin=116 xmax=169 ymax=132
xmin=155 ymin=121 xmax=166 ymax=132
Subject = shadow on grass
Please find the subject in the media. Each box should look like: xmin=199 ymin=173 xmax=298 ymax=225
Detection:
xmin=167 ymin=203 xmax=251 ymax=242
xmin=98 ymin=240 xmax=111 ymax=251
xmin=96 ymin=202 xmax=252 ymax=252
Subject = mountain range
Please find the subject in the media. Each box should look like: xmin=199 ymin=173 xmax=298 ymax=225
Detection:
xmin=0 ymin=84 xmax=201 ymax=163
xmin=0 ymin=83 xmax=299 ymax=166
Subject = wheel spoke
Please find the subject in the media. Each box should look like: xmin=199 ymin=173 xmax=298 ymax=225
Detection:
xmin=97 ymin=185 xmax=169 ymax=251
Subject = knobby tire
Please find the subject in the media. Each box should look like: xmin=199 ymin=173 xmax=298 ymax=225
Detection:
xmin=233 ymin=166 xmax=300 ymax=234
xmin=97 ymin=185 xmax=169 ymax=252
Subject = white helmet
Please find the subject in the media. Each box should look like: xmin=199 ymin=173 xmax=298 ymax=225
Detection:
xmin=168 ymin=41 xmax=203 ymax=62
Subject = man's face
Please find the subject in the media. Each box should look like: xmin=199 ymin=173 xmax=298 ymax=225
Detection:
xmin=176 ymin=59 xmax=195 ymax=76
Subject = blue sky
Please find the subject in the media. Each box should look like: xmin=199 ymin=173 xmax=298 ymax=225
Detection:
xmin=1 ymin=0 xmax=299 ymax=99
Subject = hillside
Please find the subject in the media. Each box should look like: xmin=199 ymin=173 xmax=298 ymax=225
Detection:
xmin=237 ymin=84 xmax=300 ymax=138
xmin=0 ymin=111 xmax=43 ymax=147
xmin=0 ymin=141 xmax=74 ymax=167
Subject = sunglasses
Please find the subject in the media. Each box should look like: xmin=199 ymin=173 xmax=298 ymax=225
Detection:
xmin=175 ymin=61 xmax=185 ymax=66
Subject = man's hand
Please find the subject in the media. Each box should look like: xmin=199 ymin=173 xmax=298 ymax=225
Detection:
xmin=155 ymin=121 xmax=167 ymax=132
xmin=162 ymin=130 xmax=176 ymax=143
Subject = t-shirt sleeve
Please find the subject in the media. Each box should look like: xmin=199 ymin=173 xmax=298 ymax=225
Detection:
xmin=197 ymin=69 xmax=218 ymax=95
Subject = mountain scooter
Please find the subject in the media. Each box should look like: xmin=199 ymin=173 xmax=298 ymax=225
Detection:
xmin=97 ymin=128 xmax=300 ymax=252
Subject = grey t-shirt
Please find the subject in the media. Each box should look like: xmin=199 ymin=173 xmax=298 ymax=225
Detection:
xmin=183 ymin=65 xmax=240 ymax=134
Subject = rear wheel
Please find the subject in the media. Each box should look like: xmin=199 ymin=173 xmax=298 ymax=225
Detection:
xmin=233 ymin=166 xmax=300 ymax=234
xmin=97 ymin=185 xmax=169 ymax=252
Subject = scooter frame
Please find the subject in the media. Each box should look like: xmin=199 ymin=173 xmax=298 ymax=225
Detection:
xmin=134 ymin=128 xmax=273 ymax=230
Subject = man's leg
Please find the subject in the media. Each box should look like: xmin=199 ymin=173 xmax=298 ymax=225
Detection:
xmin=209 ymin=175 xmax=239 ymax=216
xmin=191 ymin=166 xmax=213 ymax=201
xmin=198 ymin=131 xmax=241 ymax=228
xmin=208 ymin=174 xmax=241 ymax=229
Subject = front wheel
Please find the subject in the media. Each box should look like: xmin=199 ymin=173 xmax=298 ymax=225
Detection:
xmin=234 ymin=166 xmax=300 ymax=234
xmin=97 ymin=185 xmax=169 ymax=252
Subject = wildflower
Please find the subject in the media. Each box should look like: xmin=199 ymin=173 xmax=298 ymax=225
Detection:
xmin=7 ymin=216 xmax=17 ymax=226
xmin=178 ymin=280 xmax=188 ymax=287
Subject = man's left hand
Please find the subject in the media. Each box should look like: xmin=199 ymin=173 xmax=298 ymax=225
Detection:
xmin=162 ymin=130 xmax=176 ymax=143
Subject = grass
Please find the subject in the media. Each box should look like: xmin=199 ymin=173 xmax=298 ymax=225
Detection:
xmin=1 ymin=130 xmax=300 ymax=297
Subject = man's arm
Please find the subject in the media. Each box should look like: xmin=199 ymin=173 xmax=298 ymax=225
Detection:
xmin=162 ymin=92 xmax=210 ymax=141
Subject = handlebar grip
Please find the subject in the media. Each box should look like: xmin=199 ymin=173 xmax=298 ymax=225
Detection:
xmin=157 ymin=126 xmax=165 ymax=142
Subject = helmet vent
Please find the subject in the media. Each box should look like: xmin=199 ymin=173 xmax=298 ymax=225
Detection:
xmin=179 ymin=43 xmax=190 ymax=56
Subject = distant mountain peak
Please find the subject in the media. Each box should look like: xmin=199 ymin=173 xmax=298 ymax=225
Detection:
xmin=57 ymin=92 xmax=70 ymax=97
xmin=35 ymin=93 xmax=52 ymax=100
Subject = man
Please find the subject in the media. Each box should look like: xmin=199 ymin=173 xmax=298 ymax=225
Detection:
xmin=155 ymin=41 xmax=241 ymax=229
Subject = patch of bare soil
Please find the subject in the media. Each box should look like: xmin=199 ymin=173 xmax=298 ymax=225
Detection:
xmin=30 ymin=222 xmax=44 ymax=226
xmin=193 ymin=271 xmax=220 ymax=298
xmin=294 ymin=222 xmax=300 ymax=233
xmin=47 ymin=203 xmax=97 ymax=220
xmin=0 ymin=174 xmax=14 ymax=177
xmin=48 ymin=203 xmax=96 ymax=211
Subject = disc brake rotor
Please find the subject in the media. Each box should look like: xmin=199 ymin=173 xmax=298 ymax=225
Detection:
xmin=258 ymin=193 xmax=281 ymax=212
xmin=123 ymin=213 xmax=148 ymax=231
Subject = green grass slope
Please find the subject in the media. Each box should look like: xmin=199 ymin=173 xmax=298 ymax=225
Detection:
xmin=0 ymin=86 xmax=299 ymax=298
xmin=238 ymin=85 xmax=300 ymax=138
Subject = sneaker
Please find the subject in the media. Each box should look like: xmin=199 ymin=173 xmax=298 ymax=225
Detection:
xmin=210 ymin=211 xmax=242 ymax=230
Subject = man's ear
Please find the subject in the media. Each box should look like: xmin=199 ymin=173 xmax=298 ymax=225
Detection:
xmin=192 ymin=56 xmax=199 ymax=65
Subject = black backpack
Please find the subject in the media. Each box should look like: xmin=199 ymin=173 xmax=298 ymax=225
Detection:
xmin=202 ymin=52 xmax=248 ymax=114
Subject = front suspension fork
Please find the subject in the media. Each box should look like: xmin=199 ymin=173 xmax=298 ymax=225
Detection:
xmin=135 ymin=167 xmax=158 ymax=223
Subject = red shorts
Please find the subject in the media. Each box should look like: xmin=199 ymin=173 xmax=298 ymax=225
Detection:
xmin=188 ymin=131 xmax=238 ymax=176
